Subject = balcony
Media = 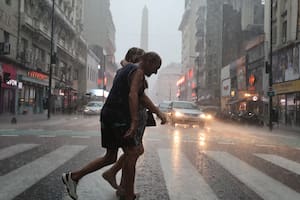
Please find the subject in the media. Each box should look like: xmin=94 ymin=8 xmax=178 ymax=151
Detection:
xmin=44 ymin=0 xmax=76 ymax=33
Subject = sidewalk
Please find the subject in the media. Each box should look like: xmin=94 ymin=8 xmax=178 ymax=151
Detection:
xmin=0 ymin=112 xmax=77 ymax=125
xmin=215 ymin=119 xmax=300 ymax=137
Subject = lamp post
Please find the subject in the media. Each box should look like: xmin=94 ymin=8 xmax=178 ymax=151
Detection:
xmin=268 ymin=0 xmax=273 ymax=131
xmin=48 ymin=0 xmax=55 ymax=119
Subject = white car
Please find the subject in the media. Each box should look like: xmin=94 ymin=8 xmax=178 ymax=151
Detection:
xmin=83 ymin=101 xmax=104 ymax=115
xmin=169 ymin=101 xmax=205 ymax=127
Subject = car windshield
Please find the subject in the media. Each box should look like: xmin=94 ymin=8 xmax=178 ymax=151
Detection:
xmin=87 ymin=102 xmax=103 ymax=107
xmin=159 ymin=102 xmax=171 ymax=109
xmin=172 ymin=102 xmax=198 ymax=110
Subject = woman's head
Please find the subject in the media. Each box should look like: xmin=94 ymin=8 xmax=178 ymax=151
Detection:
xmin=125 ymin=47 xmax=145 ymax=63
xmin=140 ymin=52 xmax=162 ymax=77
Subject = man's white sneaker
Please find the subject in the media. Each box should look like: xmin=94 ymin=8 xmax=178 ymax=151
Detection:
xmin=62 ymin=172 xmax=78 ymax=200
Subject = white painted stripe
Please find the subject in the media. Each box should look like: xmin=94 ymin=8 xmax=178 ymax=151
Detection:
xmin=71 ymin=136 xmax=91 ymax=139
xmin=38 ymin=135 xmax=56 ymax=138
xmin=255 ymin=144 xmax=275 ymax=148
xmin=0 ymin=129 xmax=16 ymax=131
xmin=145 ymin=138 xmax=160 ymax=142
xmin=217 ymin=141 xmax=235 ymax=145
xmin=204 ymin=151 xmax=300 ymax=200
xmin=0 ymin=145 xmax=86 ymax=200
xmin=255 ymin=154 xmax=300 ymax=175
xmin=0 ymin=135 xmax=18 ymax=137
xmin=0 ymin=144 xmax=39 ymax=160
xmin=28 ymin=129 xmax=44 ymax=131
xmin=158 ymin=149 xmax=219 ymax=200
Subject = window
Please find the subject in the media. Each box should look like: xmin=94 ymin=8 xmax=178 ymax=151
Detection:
xmin=272 ymin=24 xmax=277 ymax=44
xmin=282 ymin=20 xmax=287 ymax=43
xmin=4 ymin=31 xmax=9 ymax=43
xmin=5 ymin=0 xmax=11 ymax=6
xmin=74 ymin=69 xmax=78 ymax=80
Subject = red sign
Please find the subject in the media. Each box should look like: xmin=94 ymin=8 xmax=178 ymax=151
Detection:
xmin=28 ymin=71 xmax=48 ymax=80
xmin=248 ymin=74 xmax=256 ymax=91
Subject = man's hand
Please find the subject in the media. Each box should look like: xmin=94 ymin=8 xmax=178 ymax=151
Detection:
xmin=123 ymin=121 xmax=138 ymax=138
xmin=157 ymin=111 xmax=167 ymax=125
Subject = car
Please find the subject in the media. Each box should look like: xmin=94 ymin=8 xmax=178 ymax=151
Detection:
xmin=158 ymin=101 xmax=172 ymax=120
xmin=83 ymin=101 xmax=104 ymax=115
xmin=169 ymin=101 xmax=205 ymax=127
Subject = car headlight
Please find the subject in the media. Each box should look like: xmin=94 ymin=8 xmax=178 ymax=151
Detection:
xmin=206 ymin=114 xmax=213 ymax=120
xmin=84 ymin=108 xmax=90 ymax=112
xmin=200 ymin=113 xmax=206 ymax=119
xmin=175 ymin=111 xmax=183 ymax=117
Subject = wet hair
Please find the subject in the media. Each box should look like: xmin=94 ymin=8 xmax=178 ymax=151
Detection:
xmin=125 ymin=47 xmax=145 ymax=63
xmin=141 ymin=51 xmax=162 ymax=67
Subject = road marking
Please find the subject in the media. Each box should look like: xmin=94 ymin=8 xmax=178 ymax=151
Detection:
xmin=0 ymin=144 xmax=39 ymax=160
xmin=255 ymin=154 xmax=300 ymax=175
xmin=158 ymin=149 xmax=219 ymax=200
xmin=255 ymin=144 xmax=276 ymax=148
xmin=204 ymin=151 xmax=300 ymax=200
xmin=0 ymin=134 xmax=18 ymax=137
xmin=71 ymin=136 xmax=91 ymax=139
xmin=145 ymin=138 xmax=160 ymax=142
xmin=0 ymin=145 xmax=86 ymax=200
xmin=38 ymin=135 xmax=56 ymax=138
xmin=0 ymin=129 xmax=16 ymax=131
xmin=217 ymin=141 xmax=235 ymax=145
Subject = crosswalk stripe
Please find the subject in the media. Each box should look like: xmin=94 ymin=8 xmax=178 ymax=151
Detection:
xmin=158 ymin=149 xmax=219 ymax=200
xmin=0 ymin=144 xmax=39 ymax=160
xmin=0 ymin=145 xmax=86 ymax=200
xmin=204 ymin=151 xmax=300 ymax=200
xmin=255 ymin=153 xmax=300 ymax=175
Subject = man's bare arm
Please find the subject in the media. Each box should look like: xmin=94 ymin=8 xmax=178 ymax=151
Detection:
xmin=124 ymin=69 xmax=144 ymax=138
xmin=141 ymin=94 xmax=167 ymax=124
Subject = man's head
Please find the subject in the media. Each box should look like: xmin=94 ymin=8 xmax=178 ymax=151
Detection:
xmin=125 ymin=47 xmax=145 ymax=63
xmin=140 ymin=52 xmax=162 ymax=77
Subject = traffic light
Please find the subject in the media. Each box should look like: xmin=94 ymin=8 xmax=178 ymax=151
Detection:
xmin=3 ymin=72 xmax=11 ymax=82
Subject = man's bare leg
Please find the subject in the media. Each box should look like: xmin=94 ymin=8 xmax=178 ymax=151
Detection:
xmin=118 ymin=145 xmax=144 ymax=200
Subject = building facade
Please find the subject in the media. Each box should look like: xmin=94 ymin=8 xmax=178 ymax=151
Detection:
xmin=83 ymin=0 xmax=117 ymax=92
xmin=265 ymin=0 xmax=300 ymax=127
xmin=154 ymin=63 xmax=181 ymax=104
xmin=0 ymin=0 xmax=87 ymax=115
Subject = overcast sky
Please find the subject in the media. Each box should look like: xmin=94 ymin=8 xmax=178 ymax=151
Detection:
xmin=110 ymin=0 xmax=184 ymax=67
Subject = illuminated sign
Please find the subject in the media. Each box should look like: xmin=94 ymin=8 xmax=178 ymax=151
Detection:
xmin=28 ymin=71 xmax=48 ymax=80
xmin=248 ymin=74 xmax=256 ymax=91
xmin=6 ymin=79 xmax=17 ymax=86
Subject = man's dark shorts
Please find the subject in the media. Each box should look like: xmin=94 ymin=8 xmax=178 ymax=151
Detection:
xmin=100 ymin=107 xmax=147 ymax=149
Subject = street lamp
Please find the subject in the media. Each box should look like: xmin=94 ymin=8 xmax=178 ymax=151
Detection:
xmin=267 ymin=0 xmax=274 ymax=131
xmin=48 ymin=0 xmax=55 ymax=119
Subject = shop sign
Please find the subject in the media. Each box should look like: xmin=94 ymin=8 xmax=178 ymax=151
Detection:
xmin=0 ymin=63 xmax=3 ymax=78
xmin=6 ymin=79 xmax=17 ymax=86
xmin=28 ymin=71 xmax=48 ymax=80
xmin=273 ymin=79 xmax=300 ymax=94
xmin=248 ymin=74 xmax=256 ymax=91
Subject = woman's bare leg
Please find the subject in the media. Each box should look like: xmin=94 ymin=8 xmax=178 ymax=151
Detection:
xmin=71 ymin=148 xmax=118 ymax=182
xmin=102 ymin=154 xmax=125 ymax=189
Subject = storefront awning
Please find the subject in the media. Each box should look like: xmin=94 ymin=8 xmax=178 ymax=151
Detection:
xmin=20 ymin=76 xmax=49 ymax=86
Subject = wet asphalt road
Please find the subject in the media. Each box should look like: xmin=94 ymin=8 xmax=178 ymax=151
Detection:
xmin=0 ymin=115 xmax=300 ymax=200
